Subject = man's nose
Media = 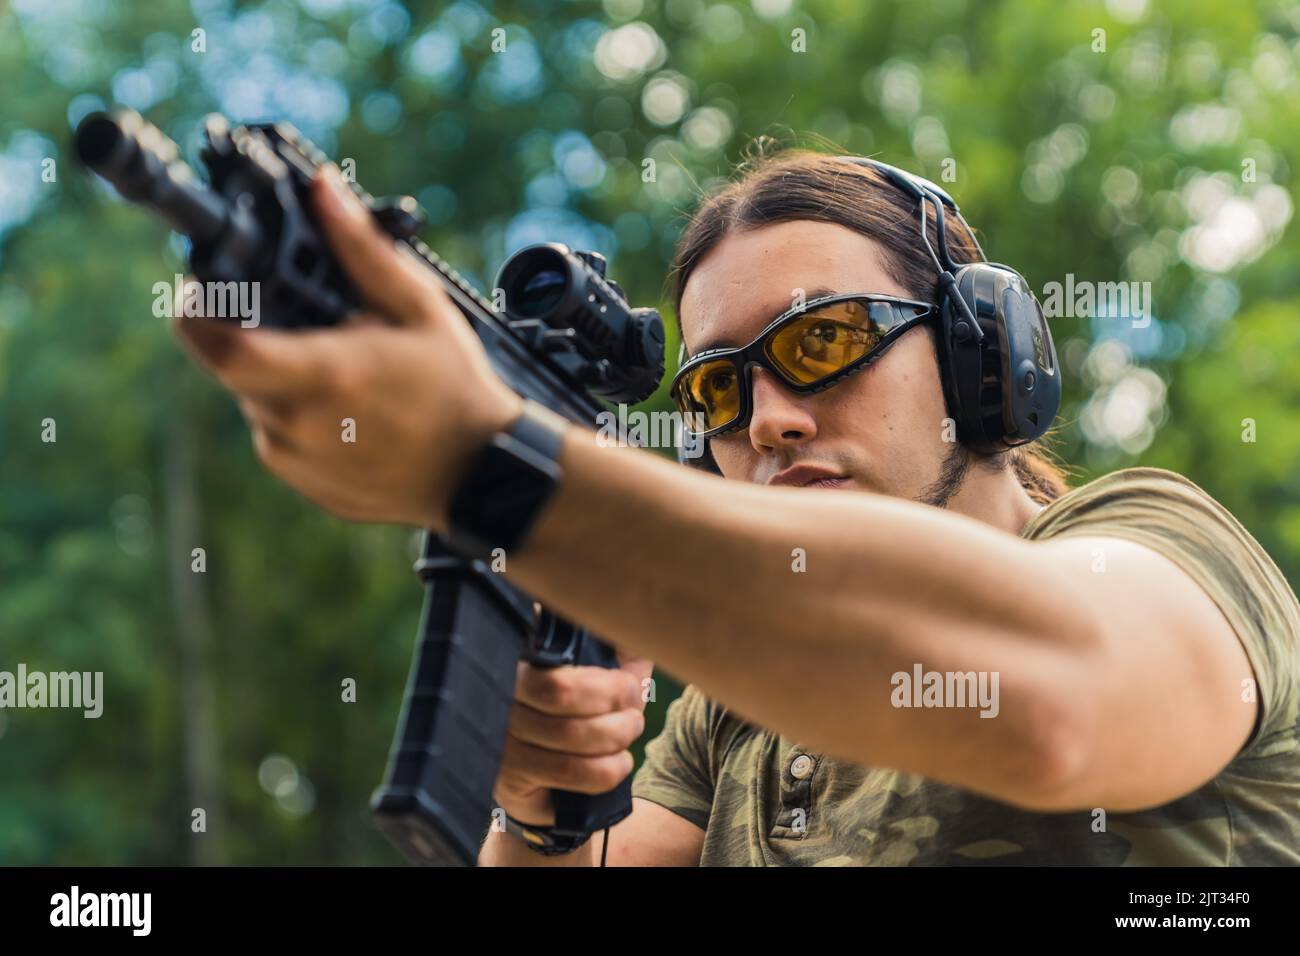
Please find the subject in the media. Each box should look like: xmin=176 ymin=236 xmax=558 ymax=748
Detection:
xmin=746 ymin=366 xmax=818 ymax=454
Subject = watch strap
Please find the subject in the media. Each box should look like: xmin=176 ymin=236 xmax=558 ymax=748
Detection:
xmin=498 ymin=811 xmax=595 ymax=856
xmin=444 ymin=398 xmax=567 ymax=561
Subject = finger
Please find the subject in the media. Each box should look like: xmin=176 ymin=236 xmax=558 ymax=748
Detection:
xmin=499 ymin=737 xmax=634 ymax=796
xmin=172 ymin=274 xmax=207 ymax=324
xmin=614 ymin=655 xmax=654 ymax=710
xmin=507 ymin=704 xmax=645 ymax=757
xmin=517 ymin=664 xmax=642 ymax=717
xmin=617 ymin=654 xmax=655 ymax=681
xmin=173 ymin=314 xmax=335 ymax=400
xmin=310 ymin=164 xmax=454 ymax=328
xmin=238 ymin=396 xmax=299 ymax=447
xmin=172 ymin=313 xmax=242 ymax=373
xmin=249 ymin=420 xmax=297 ymax=466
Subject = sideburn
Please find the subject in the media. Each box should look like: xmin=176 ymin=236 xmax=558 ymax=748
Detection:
xmin=918 ymin=440 xmax=971 ymax=509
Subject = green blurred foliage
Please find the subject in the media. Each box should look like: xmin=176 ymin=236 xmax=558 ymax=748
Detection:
xmin=0 ymin=0 xmax=1297 ymax=863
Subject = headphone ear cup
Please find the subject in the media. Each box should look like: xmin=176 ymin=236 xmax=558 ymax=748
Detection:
xmin=995 ymin=267 xmax=1060 ymax=446
xmin=941 ymin=263 xmax=1060 ymax=452
xmin=937 ymin=270 xmax=996 ymax=454
xmin=933 ymin=298 xmax=963 ymax=448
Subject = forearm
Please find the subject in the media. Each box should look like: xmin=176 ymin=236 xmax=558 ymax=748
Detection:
xmin=506 ymin=428 xmax=1102 ymax=804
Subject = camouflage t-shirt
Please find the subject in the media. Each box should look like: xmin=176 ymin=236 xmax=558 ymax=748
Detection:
xmin=632 ymin=467 xmax=1300 ymax=865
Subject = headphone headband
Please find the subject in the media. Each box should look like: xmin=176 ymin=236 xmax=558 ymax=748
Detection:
xmin=832 ymin=155 xmax=989 ymax=269
xmin=833 ymin=155 xmax=959 ymax=210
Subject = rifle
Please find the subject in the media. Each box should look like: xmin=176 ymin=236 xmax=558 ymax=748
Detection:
xmin=74 ymin=109 xmax=666 ymax=865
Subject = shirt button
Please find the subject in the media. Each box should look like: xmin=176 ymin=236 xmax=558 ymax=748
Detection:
xmin=790 ymin=754 xmax=814 ymax=780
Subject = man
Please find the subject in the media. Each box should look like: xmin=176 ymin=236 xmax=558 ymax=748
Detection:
xmin=175 ymin=148 xmax=1300 ymax=866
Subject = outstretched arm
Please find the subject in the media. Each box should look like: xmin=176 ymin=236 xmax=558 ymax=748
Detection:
xmin=175 ymin=164 xmax=1259 ymax=814
xmin=503 ymin=430 xmax=1257 ymax=812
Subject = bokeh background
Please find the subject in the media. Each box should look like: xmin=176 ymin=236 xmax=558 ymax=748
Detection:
xmin=1 ymin=0 xmax=1297 ymax=864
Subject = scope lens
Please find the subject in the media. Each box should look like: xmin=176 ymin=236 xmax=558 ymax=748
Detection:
xmin=513 ymin=269 xmax=567 ymax=318
xmin=499 ymin=246 xmax=573 ymax=319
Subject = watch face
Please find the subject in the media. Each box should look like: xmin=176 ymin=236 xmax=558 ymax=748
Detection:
xmin=471 ymin=444 xmax=552 ymax=516
xmin=448 ymin=433 xmax=562 ymax=558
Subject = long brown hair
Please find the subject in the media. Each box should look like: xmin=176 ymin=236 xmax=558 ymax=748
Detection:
xmin=666 ymin=141 xmax=1071 ymax=504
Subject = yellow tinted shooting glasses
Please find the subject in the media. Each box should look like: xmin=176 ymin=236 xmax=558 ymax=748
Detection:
xmin=670 ymin=292 xmax=938 ymax=438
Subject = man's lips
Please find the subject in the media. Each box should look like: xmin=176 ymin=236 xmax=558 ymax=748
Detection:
xmin=767 ymin=465 xmax=851 ymax=488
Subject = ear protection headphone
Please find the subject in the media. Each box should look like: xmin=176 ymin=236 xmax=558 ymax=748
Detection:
xmin=675 ymin=155 xmax=1060 ymax=474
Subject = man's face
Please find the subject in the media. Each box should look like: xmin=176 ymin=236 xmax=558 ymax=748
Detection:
xmin=679 ymin=219 xmax=964 ymax=503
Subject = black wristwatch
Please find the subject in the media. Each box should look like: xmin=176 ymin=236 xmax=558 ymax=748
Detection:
xmin=444 ymin=398 xmax=567 ymax=561
xmin=498 ymin=811 xmax=595 ymax=856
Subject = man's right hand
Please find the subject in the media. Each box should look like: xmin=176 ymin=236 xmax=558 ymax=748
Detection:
xmin=492 ymin=653 xmax=654 ymax=827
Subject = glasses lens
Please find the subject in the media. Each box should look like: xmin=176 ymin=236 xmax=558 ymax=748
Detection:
xmin=766 ymin=299 xmax=903 ymax=385
xmin=673 ymin=357 xmax=741 ymax=433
